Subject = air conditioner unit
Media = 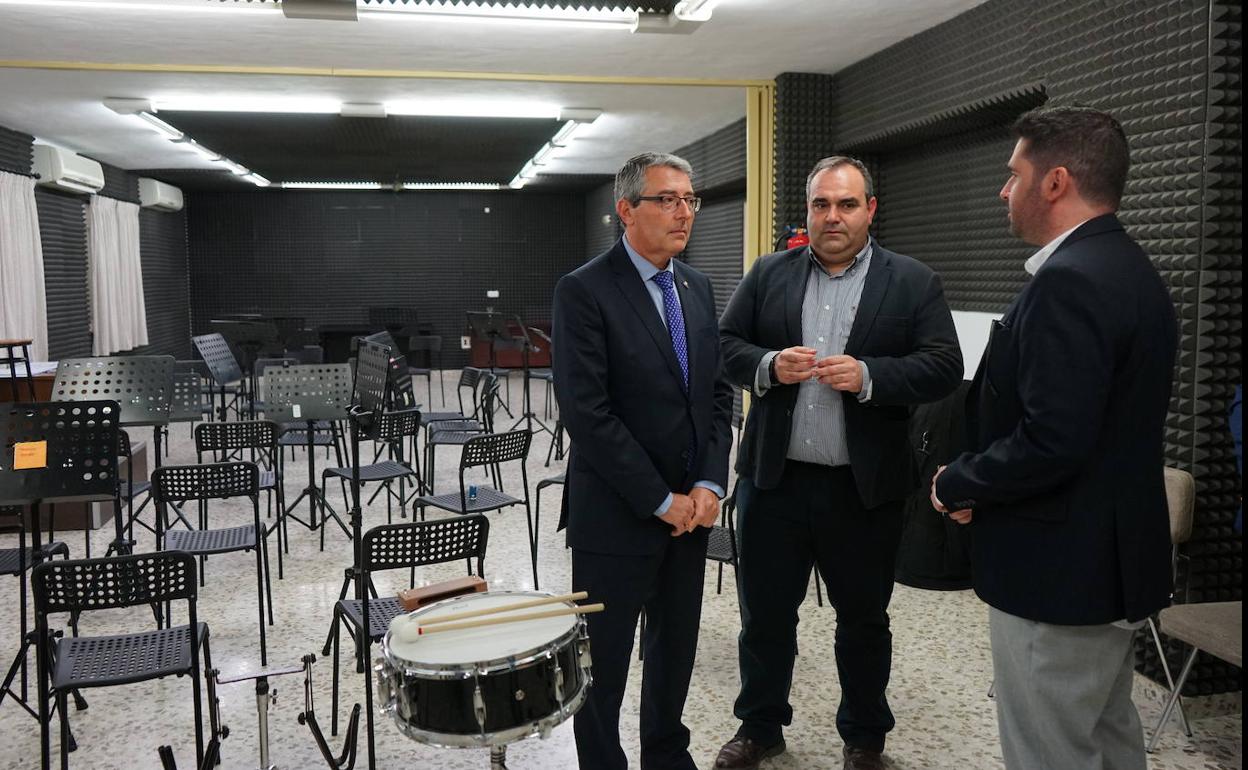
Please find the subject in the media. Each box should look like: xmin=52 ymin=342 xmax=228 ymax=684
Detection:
xmin=138 ymin=177 xmax=184 ymax=212
xmin=32 ymin=144 xmax=105 ymax=194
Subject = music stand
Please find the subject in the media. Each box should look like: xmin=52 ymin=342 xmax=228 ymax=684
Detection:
xmin=0 ymin=399 xmax=120 ymax=727
xmin=52 ymin=356 xmax=175 ymax=554
xmin=264 ymin=364 xmax=352 ymax=543
xmin=465 ymin=311 xmax=515 ymax=418
xmin=215 ymin=320 xmax=280 ymax=416
xmin=505 ymin=318 xmax=554 ymax=438
xmin=193 ymin=333 xmax=246 ymax=421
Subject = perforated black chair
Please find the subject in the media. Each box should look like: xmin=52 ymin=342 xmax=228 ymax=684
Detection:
xmin=0 ymin=508 xmax=70 ymax=718
xmin=32 ymin=551 xmax=215 ymax=770
xmin=423 ymin=373 xmax=500 ymax=493
xmin=319 ymin=407 xmax=424 ymax=548
xmin=114 ymin=429 xmax=158 ymax=550
xmin=194 ymin=421 xmax=288 ymax=578
xmin=706 ymin=489 xmax=739 ymax=595
xmin=152 ymin=462 xmax=272 ymax=666
xmin=416 ymin=430 xmax=537 ymax=588
xmin=323 ymin=515 xmax=489 ymax=754
xmin=407 ymin=335 xmax=446 ymax=406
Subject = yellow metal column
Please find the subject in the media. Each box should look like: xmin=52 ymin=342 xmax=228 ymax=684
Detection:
xmin=744 ymin=83 xmax=776 ymax=273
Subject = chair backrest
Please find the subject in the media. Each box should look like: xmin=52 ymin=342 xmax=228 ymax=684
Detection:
xmin=152 ymin=461 xmax=260 ymax=503
xmin=363 ymin=515 xmax=489 ymax=576
xmin=462 ymin=430 xmax=531 ymax=470
xmin=374 ymin=406 xmax=423 ymax=441
xmin=457 ymin=367 xmax=484 ymax=415
xmin=195 ymin=420 xmax=280 ymax=455
xmin=1164 ymin=467 xmax=1196 ymax=545
xmin=477 ymin=373 xmax=500 ymax=430
xmin=32 ymin=550 xmax=197 ymax=616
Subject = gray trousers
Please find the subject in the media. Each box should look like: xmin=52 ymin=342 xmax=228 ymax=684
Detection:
xmin=989 ymin=607 xmax=1147 ymax=770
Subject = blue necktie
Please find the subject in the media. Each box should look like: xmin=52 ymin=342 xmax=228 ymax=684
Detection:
xmin=652 ymin=270 xmax=689 ymax=393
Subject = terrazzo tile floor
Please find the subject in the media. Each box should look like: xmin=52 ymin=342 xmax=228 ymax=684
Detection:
xmin=0 ymin=376 xmax=1240 ymax=769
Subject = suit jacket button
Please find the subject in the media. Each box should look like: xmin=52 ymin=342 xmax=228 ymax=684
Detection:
xmin=785 ymin=409 xmax=792 ymax=416
xmin=680 ymin=450 xmax=690 ymax=459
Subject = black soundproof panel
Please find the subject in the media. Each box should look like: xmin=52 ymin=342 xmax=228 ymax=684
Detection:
xmin=0 ymin=124 xmax=33 ymax=176
xmin=35 ymin=189 xmax=91 ymax=361
xmin=133 ymin=209 xmax=192 ymax=360
xmin=185 ymin=189 xmax=586 ymax=369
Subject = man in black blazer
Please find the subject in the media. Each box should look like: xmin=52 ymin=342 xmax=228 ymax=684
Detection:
xmin=716 ymin=157 xmax=962 ymax=770
xmin=933 ymin=107 xmax=1177 ymax=769
xmin=552 ymin=152 xmax=733 ymax=770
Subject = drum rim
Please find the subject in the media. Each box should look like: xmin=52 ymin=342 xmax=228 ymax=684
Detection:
xmin=380 ymin=589 xmax=584 ymax=677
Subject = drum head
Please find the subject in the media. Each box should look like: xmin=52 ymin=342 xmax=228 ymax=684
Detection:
xmin=388 ymin=591 xmax=577 ymax=669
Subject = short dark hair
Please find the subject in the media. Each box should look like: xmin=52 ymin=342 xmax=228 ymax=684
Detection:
xmin=806 ymin=155 xmax=874 ymax=200
xmin=1012 ymin=106 xmax=1130 ymax=208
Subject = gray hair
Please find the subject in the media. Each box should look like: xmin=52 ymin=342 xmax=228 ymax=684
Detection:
xmin=806 ymin=155 xmax=874 ymax=200
xmin=615 ymin=152 xmax=694 ymax=204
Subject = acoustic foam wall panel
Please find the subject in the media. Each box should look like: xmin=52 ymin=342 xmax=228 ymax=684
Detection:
xmin=774 ymin=72 xmax=836 ymax=243
xmin=133 ymin=209 xmax=192 ymax=360
xmin=36 ymin=189 xmax=91 ymax=361
xmin=771 ymin=0 xmax=1241 ymax=694
xmin=0 ymin=124 xmax=33 ymax=176
xmin=186 ymin=190 xmax=585 ymax=369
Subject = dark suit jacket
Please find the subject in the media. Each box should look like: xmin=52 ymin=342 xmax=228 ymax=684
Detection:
xmin=720 ymin=242 xmax=963 ymax=509
xmin=552 ymin=240 xmax=734 ymax=556
xmin=935 ymin=214 xmax=1177 ymax=625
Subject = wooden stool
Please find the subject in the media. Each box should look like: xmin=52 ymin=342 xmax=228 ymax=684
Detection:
xmin=0 ymin=339 xmax=36 ymax=401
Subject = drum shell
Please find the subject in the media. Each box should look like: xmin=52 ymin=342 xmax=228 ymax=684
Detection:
xmin=392 ymin=636 xmax=585 ymax=735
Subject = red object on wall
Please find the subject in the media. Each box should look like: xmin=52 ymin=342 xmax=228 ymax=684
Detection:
xmin=786 ymin=228 xmax=810 ymax=249
xmin=470 ymin=320 xmax=553 ymax=368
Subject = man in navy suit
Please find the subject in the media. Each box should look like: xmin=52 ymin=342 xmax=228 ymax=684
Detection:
xmin=552 ymin=152 xmax=733 ymax=770
xmin=933 ymin=106 xmax=1178 ymax=769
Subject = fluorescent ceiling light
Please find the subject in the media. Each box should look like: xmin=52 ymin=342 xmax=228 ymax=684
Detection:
xmin=152 ymin=97 xmax=341 ymax=114
xmin=386 ymin=100 xmax=561 ymax=120
xmin=673 ymin=0 xmax=726 ymax=22
xmin=244 ymin=173 xmax=271 ymax=188
xmin=180 ymin=141 xmax=221 ymax=162
xmin=340 ymin=102 xmax=387 ymax=119
xmin=136 ymin=112 xmax=185 ymax=141
xmin=508 ymin=175 xmax=527 ymax=190
xmin=401 ymin=182 xmax=501 ymax=191
xmin=281 ymin=182 xmax=385 ymax=190
xmin=357 ymin=2 xmax=637 ymax=30
xmin=217 ymin=159 xmax=251 ymax=176
xmin=0 ymin=0 xmax=279 ymax=14
xmin=532 ymin=142 xmax=558 ymax=166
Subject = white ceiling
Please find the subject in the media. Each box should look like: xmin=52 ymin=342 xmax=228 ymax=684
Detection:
xmin=0 ymin=0 xmax=987 ymax=179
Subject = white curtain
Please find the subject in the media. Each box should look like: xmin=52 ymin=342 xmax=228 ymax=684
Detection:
xmin=88 ymin=196 xmax=147 ymax=354
xmin=0 ymin=171 xmax=49 ymax=360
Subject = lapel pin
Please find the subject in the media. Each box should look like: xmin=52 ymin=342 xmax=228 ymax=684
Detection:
xmin=681 ymin=279 xmax=689 ymax=289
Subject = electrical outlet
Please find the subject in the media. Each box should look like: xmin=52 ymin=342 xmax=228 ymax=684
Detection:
xmin=460 ymin=336 xmax=472 ymax=350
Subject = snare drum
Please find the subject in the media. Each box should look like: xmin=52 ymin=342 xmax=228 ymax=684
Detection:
xmin=375 ymin=590 xmax=593 ymax=748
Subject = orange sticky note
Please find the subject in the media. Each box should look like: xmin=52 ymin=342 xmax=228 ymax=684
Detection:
xmin=13 ymin=441 xmax=48 ymax=470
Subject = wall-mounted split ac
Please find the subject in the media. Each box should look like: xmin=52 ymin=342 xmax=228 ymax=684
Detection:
xmin=32 ymin=144 xmax=105 ymax=194
xmin=138 ymin=177 xmax=184 ymax=212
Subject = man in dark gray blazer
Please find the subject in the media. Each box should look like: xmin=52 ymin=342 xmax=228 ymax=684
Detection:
xmin=716 ymin=156 xmax=962 ymax=770
xmin=553 ymin=152 xmax=733 ymax=770
xmin=933 ymin=106 xmax=1177 ymax=769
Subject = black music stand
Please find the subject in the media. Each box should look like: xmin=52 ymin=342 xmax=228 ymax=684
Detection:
xmin=193 ymin=333 xmax=246 ymax=421
xmin=264 ymin=364 xmax=353 ymax=545
xmin=51 ymin=356 xmax=175 ymax=555
xmin=0 ymin=400 xmax=120 ymax=730
xmin=465 ymin=311 xmax=514 ymax=418
xmin=346 ymin=338 xmax=390 ymax=769
xmin=506 ymin=318 xmax=554 ymax=438
xmin=213 ymin=321 xmax=280 ymax=416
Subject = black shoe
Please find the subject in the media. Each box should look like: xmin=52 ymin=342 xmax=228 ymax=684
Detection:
xmin=713 ymin=736 xmax=786 ymax=769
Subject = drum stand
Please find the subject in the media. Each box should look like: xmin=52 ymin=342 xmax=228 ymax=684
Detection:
xmin=489 ymin=745 xmax=508 ymax=769
xmin=164 ymin=654 xmax=359 ymax=770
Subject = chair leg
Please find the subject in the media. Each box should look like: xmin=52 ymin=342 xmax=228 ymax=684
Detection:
xmin=1147 ymin=645 xmax=1200 ymax=753
xmin=255 ymin=538 xmax=268 ymax=667
xmin=1147 ymin=617 xmax=1192 ymax=736
xmin=524 ymin=502 xmax=539 ymax=590
xmin=191 ymin=641 xmax=204 ymax=768
xmin=814 ymin=567 xmax=824 ymax=607
xmin=58 ymin=690 xmax=70 ymax=770
xmin=262 ymin=526 xmax=275 ymax=627
xmin=330 ymin=611 xmax=341 ymax=736
xmin=203 ymin=634 xmax=218 ymax=765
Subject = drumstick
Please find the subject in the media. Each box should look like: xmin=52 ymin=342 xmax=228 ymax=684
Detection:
xmin=417 ymin=591 xmax=589 ymax=627
xmin=400 ymin=603 xmax=605 ymax=639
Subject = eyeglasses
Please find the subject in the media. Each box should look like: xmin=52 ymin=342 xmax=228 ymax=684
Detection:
xmin=635 ymin=195 xmax=702 ymax=213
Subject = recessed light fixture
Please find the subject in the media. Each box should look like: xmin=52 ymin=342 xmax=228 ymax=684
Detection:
xmin=281 ymin=182 xmax=385 ymax=190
